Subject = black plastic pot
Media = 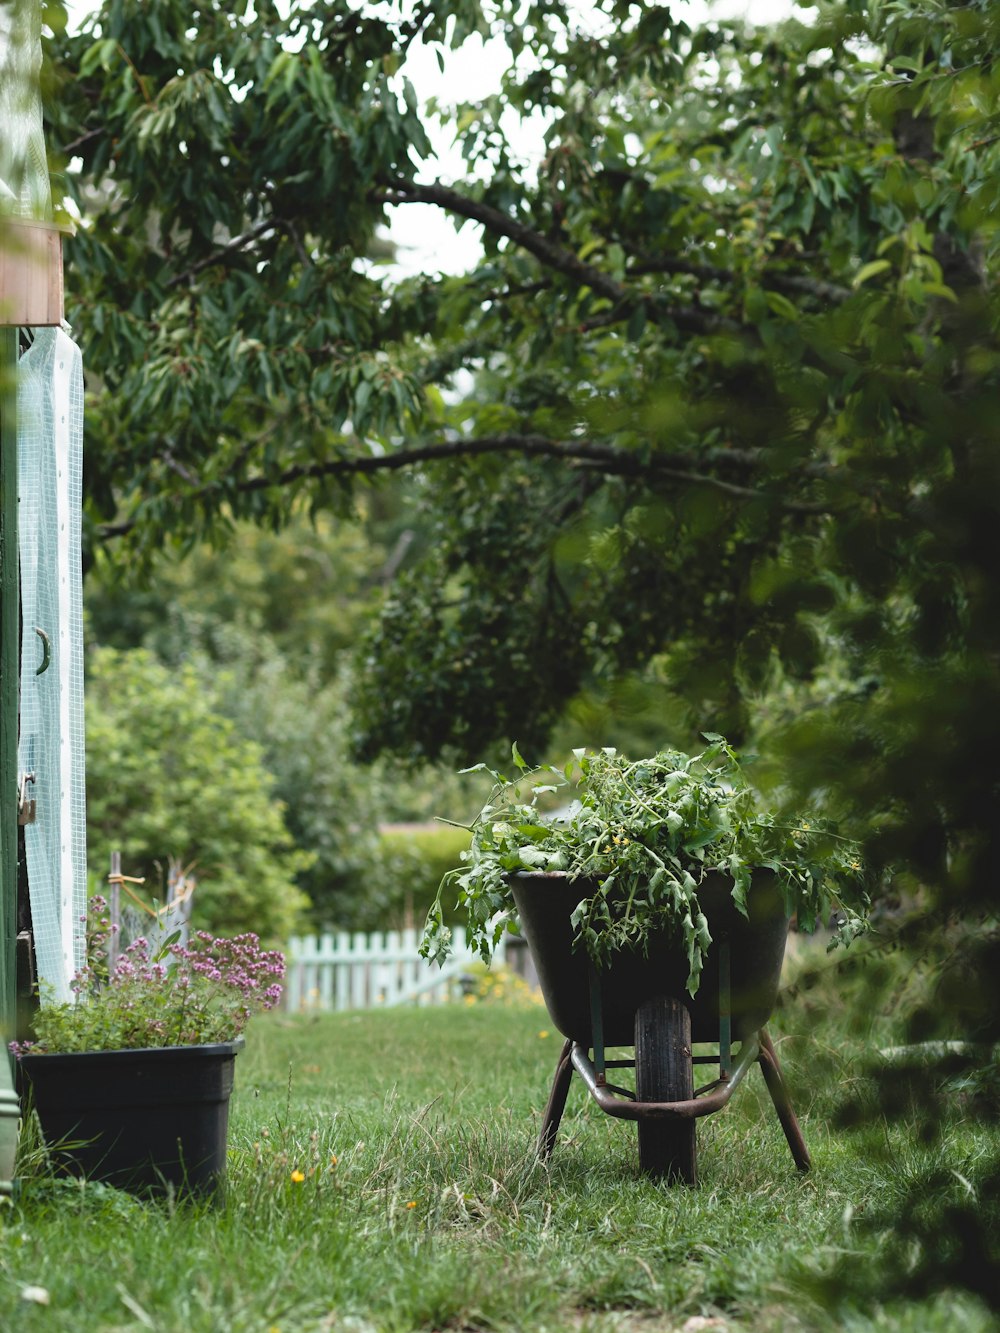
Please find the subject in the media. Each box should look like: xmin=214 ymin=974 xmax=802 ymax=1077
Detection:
xmin=510 ymin=869 xmax=789 ymax=1046
xmin=18 ymin=1039 xmax=243 ymax=1200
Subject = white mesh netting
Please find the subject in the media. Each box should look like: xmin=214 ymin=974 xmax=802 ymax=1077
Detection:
xmin=0 ymin=0 xmax=51 ymax=219
xmin=17 ymin=327 xmax=87 ymax=999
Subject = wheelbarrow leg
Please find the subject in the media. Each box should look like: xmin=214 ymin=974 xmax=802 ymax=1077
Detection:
xmin=537 ymin=1038 xmax=574 ymax=1161
xmin=757 ymin=1029 xmax=811 ymax=1172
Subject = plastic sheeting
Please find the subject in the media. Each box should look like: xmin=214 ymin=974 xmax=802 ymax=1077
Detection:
xmin=17 ymin=327 xmax=86 ymax=999
xmin=0 ymin=0 xmax=50 ymax=219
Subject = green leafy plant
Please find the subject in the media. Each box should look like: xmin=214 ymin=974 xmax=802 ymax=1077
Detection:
xmin=84 ymin=646 xmax=311 ymax=943
xmin=11 ymin=895 xmax=286 ymax=1055
xmin=422 ymin=738 xmax=869 ymax=994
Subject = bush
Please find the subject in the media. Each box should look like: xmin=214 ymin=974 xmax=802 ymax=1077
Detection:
xmin=378 ymin=823 xmax=472 ymax=927
xmin=85 ymin=646 xmax=311 ymax=942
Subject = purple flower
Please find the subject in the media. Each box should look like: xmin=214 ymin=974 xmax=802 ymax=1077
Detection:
xmin=20 ymin=894 xmax=288 ymax=1052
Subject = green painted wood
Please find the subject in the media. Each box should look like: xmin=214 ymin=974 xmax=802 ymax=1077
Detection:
xmin=0 ymin=327 xmax=16 ymax=1045
xmin=0 ymin=327 xmax=20 ymax=1196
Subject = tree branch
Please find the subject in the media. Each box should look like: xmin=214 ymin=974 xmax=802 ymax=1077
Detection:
xmin=627 ymin=256 xmax=852 ymax=306
xmin=376 ymin=180 xmax=740 ymax=335
xmin=59 ymin=127 xmax=105 ymax=156
xmin=98 ymin=433 xmax=828 ymax=540
xmin=253 ymin=434 xmax=770 ymax=483
xmin=377 ymin=180 xmax=627 ymax=302
xmin=166 ymin=217 xmax=283 ymax=287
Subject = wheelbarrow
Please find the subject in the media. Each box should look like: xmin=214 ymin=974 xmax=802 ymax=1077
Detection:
xmin=510 ymin=870 xmax=811 ymax=1184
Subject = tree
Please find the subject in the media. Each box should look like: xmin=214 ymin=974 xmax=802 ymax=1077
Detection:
xmin=84 ymin=515 xmax=485 ymax=929
xmin=84 ymin=503 xmax=398 ymax=671
xmin=41 ymin=0 xmax=994 ymax=703
xmin=40 ymin=0 xmax=998 ymax=882
xmin=41 ymin=0 xmax=1000 ymax=1302
xmin=44 ymin=0 xmax=1000 ymax=875
xmin=85 ymin=646 xmax=311 ymax=942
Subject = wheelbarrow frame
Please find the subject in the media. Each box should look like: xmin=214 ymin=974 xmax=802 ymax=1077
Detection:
xmin=510 ymin=870 xmax=811 ymax=1183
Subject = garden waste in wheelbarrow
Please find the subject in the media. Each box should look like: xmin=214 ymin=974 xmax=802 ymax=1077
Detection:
xmin=511 ymin=870 xmax=811 ymax=1185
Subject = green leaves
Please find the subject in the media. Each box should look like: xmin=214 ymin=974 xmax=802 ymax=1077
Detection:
xmin=36 ymin=1 xmax=1000 ymax=1031
xmin=84 ymin=647 xmax=312 ymax=943
xmin=422 ymin=741 xmax=867 ymax=992
xmin=853 ymin=259 xmax=892 ymax=288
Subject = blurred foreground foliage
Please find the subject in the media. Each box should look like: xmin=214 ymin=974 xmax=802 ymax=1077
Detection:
xmin=784 ymin=923 xmax=1000 ymax=1311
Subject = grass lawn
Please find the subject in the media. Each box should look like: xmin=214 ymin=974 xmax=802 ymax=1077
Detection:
xmin=1 ymin=951 xmax=997 ymax=1332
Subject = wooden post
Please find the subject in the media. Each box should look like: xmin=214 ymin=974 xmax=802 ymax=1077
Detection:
xmin=0 ymin=326 xmax=19 ymax=1197
xmin=0 ymin=215 xmax=64 ymax=1042
xmin=0 ymin=220 xmax=64 ymax=327
xmin=0 ymin=1 xmax=72 ymax=1195
xmin=0 ymin=326 xmax=17 ymax=1042
xmin=108 ymin=851 xmax=121 ymax=975
xmin=0 ymin=208 xmax=67 ymax=1196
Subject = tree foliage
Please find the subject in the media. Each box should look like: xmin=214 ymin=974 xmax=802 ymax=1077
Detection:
xmin=84 ymin=645 xmax=311 ymax=941
xmin=38 ymin=0 xmax=1000 ymax=1301
xmin=84 ymin=517 xmax=485 ymax=930
xmin=84 ymin=505 xmax=395 ymax=670
xmin=182 ymin=633 xmax=428 ymax=932
xmin=41 ymin=0 xmax=997 ymax=853
xmin=45 ymin=0 xmax=999 ymax=872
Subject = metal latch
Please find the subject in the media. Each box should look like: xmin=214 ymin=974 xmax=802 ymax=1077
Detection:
xmin=17 ymin=772 xmax=36 ymax=825
xmin=35 ymin=627 xmax=51 ymax=675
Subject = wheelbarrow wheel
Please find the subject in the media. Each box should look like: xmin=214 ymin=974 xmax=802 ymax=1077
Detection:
xmin=634 ymin=995 xmax=696 ymax=1184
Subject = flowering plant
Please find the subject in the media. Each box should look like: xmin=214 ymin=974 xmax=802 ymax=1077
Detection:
xmin=11 ymin=895 xmax=286 ymax=1055
xmin=422 ymin=738 xmax=870 ymax=994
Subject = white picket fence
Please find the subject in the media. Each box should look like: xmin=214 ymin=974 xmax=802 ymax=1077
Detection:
xmin=283 ymin=926 xmax=507 ymax=1013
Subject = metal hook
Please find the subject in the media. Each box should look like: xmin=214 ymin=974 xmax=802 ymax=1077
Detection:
xmin=35 ymin=627 xmax=50 ymax=675
xmin=18 ymin=771 xmax=36 ymax=825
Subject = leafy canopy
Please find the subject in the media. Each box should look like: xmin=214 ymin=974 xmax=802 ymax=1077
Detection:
xmin=43 ymin=0 xmax=1000 ymax=912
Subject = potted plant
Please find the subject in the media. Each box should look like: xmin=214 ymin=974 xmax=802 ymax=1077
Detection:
xmin=11 ymin=895 xmax=285 ymax=1200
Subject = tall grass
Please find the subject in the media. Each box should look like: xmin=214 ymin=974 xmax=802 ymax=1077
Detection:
xmin=1 ymin=944 xmax=997 ymax=1332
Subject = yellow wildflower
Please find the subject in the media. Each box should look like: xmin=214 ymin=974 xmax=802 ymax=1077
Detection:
xmin=290 ymin=1169 xmax=305 ymax=1184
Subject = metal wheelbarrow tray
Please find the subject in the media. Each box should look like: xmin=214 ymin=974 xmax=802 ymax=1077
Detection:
xmin=510 ymin=870 xmax=811 ymax=1184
